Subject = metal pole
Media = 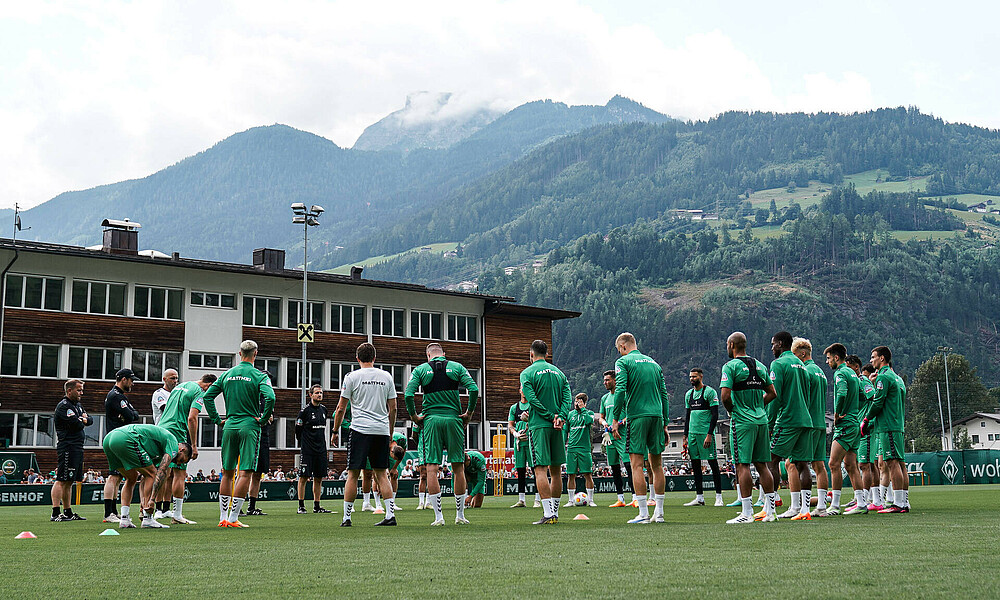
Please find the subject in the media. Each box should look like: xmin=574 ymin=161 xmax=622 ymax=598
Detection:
xmin=943 ymin=351 xmax=953 ymax=450
xmin=936 ymin=382 xmax=946 ymax=450
xmin=301 ymin=220 xmax=308 ymax=409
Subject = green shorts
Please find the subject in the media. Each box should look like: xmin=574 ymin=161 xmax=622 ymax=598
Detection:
xmin=811 ymin=428 xmax=828 ymax=462
xmin=467 ymin=471 xmax=486 ymax=496
xmin=420 ymin=415 xmax=465 ymax=465
xmin=102 ymin=429 xmax=154 ymax=473
xmin=164 ymin=426 xmax=190 ymax=470
xmin=625 ymin=416 xmax=665 ymax=456
xmin=566 ymin=447 xmax=593 ymax=475
xmin=834 ymin=425 xmax=861 ymax=454
xmin=732 ymin=423 xmax=770 ymax=464
xmin=514 ymin=441 xmax=533 ymax=469
xmin=876 ymin=430 xmax=904 ymax=461
xmin=770 ymin=426 xmax=811 ymax=462
xmin=528 ymin=426 xmax=565 ymax=467
xmin=221 ymin=426 xmax=260 ymax=471
xmin=858 ymin=434 xmax=872 ymax=463
xmin=605 ymin=436 xmax=627 ymax=466
xmin=687 ymin=431 xmax=717 ymax=460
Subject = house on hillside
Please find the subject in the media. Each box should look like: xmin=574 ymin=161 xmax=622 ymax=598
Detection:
xmin=940 ymin=413 xmax=1000 ymax=449
xmin=970 ymin=202 xmax=989 ymax=213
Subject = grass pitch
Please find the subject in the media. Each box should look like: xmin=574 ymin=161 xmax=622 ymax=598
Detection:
xmin=4 ymin=485 xmax=999 ymax=599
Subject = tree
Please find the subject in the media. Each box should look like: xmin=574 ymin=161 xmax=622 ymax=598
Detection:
xmin=954 ymin=427 xmax=974 ymax=450
xmin=907 ymin=353 xmax=994 ymax=450
xmin=740 ymin=222 xmax=753 ymax=244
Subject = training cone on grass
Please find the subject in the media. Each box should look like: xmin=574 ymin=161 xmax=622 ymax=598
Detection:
xmin=573 ymin=514 xmax=590 ymax=520
xmin=99 ymin=529 xmax=120 ymax=536
xmin=15 ymin=531 xmax=37 ymax=539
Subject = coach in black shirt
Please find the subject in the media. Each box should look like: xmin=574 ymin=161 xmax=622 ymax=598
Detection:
xmin=102 ymin=368 xmax=139 ymax=521
xmin=296 ymin=385 xmax=331 ymax=514
xmin=51 ymin=379 xmax=92 ymax=521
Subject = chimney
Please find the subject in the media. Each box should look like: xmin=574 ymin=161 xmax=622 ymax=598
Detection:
xmin=351 ymin=266 xmax=363 ymax=280
xmin=101 ymin=219 xmax=140 ymax=256
xmin=253 ymin=248 xmax=286 ymax=272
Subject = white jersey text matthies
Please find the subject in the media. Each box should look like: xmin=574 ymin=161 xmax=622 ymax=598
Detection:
xmin=151 ymin=387 xmax=170 ymax=424
xmin=340 ymin=367 xmax=396 ymax=435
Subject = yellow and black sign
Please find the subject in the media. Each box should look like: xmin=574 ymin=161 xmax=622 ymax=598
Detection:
xmin=297 ymin=323 xmax=315 ymax=343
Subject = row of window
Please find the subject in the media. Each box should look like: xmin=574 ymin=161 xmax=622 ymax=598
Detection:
xmin=0 ymin=342 xmax=478 ymax=392
xmin=5 ymin=274 xmax=479 ymax=342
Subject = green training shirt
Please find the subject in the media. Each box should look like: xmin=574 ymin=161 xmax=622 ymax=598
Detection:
xmin=832 ymin=363 xmax=861 ymax=430
xmin=508 ymin=401 xmax=529 ymax=448
xmin=520 ymin=359 xmax=572 ymax=429
xmin=158 ymin=381 xmax=203 ymax=444
xmin=466 ymin=450 xmax=486 ymax=473
xmin=404 ymin=357 xmax=478 ymax=417
xmin=598 ymin=391 xmax=617 ymax=423
xmin=120 ymin=424 xmax=179 ymax=464
xmin=564 ymin=407 xmax=594 ymax=450
xmin=866 ymin=366 xmax=904 ymax=432
xmin=802 ymin=359 xmax=828 ymax=430
xmin=768 ymin=351 xmax=811 ymax=429
xmin=685 ymin=386 xmax=719 ymax=435
xmin=201 ymin=360 xmax=276 ymax=429
xmin=720 ymin=357 xmax=770 ymax=426
xmin=613 ymin=350 xmax=670 ymax=422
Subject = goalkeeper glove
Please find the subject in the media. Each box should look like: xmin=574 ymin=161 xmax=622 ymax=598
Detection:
xmin=602 ymin=431 xmax=613 ymax=446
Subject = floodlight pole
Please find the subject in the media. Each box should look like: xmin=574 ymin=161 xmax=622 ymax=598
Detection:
xmin=301 ymin=218 xmax=308 ymax=409
xmin=939 ymin=346 xmax=953 ymax=449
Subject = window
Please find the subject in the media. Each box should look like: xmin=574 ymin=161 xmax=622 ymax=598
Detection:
xmin=4 ymin=274 xmax=63 ymax=311
xmin=10 ymin=413 xmax=57 ymax=448
xmin=189 ymin=353 xmax=234 ymax=370
xmin=371 ymin=307 xmax=404 ymax=337
xmin=190 ymin=290 xmax=236 ymax=309
xmin=0 ymin=343 xmax=58 ymax=377
xmin=287 ymin=360 xmax=323 ymax=389
xmin=981 ymin=421 xmax=987 ymax=428
xmin=459 ymin=368 xmax=480 ymax=396
xmin=284 ymin=418 xmax=299 ymax=449
xmin=131 ymin=350 xmax=181 ymax=382
xmin=134 ymin=286 xmax=183 ymax=319
xmin=0 ymin=413 xmax=14 ymax=448
xmin=448 ymin=314 xmax=478 ymax=343
xmin=68 ymin=347 xmax=123 ymax=380
xmin=287 ymin=300 xmax=324 ymax=331
xmin=243 ymin=295 xmax=281 ymax=327
xmin=410 ymin=310 xmax=442 ymax=339
xmin=197 ymin=417 xmax=220 ymax=448
xmin=375 ymin=363 xmax=405 ymax=393
xmin=467 ymin=423 xmax=481 ymax=450
xmin=35 ymin=414 xmax=55 ymax=446
xmin=972 ymin=435 xmax=980 ymax=444
xmin=71 ymin=280 xmax=126 ymax=315
xmin=83 ymin=416 xmax=101 ymax=448
xmin=989 ymin=434 xmax=995 ymax=441
xmin=254 ymin=357 xmax=279 ymax=385
xmin=330 ymin=304 xmax=365 ymax=334
xmin=330 ymin=362 xmax=360 ymax=390
xmin=15 ymin=413 xmax=35 ymax=446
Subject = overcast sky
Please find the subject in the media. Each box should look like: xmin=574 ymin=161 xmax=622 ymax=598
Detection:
xmin=2 ymin=0 xmax=997 ymax=209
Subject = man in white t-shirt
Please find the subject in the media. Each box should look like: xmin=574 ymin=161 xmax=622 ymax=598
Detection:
xmin=151 ymin=368 xmax=179 ymax=518
xmin=333 ymin=342 xmax=398 ymax=527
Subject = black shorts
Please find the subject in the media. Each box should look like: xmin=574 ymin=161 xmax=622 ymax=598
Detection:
xmin=57 ymin=446 xmax=84 ymax=482
xmin=347 ymin=430 xmax=389 ymax=471
xmin=299 ymin=453 xmax=328 ymax=478
xmin=257 ymin=437 xmax=271 ymax=473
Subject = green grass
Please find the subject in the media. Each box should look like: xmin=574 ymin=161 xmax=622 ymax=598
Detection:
xmin=842 ymin=169 xmax=928 ymax=195
xmin=890 ymin=230 xmax=963 ymax=241
xmin=327 ymin=242 xmax=458 ymax=275
xmin=4 ymin=486 xmax=999 ymax=598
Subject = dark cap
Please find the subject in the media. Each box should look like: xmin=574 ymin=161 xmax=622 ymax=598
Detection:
xmin=115 ymin=368 xmax=135 ymax=381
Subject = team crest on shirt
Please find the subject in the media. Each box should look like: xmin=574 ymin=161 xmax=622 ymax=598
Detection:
xmin=67 ymin=409 xmax=75 ymax=417
xmin=121 ymin=400 xmax=128 ymax=408
xmin=720 ymin=373 xmax=729 ymax=382
xmin=835 ymin=375 xmax=842 ymax=383
xmin=769 ymin=372 xmax=776 ymax=381
xmin=876 ymin=381 xmax=883 ymax=390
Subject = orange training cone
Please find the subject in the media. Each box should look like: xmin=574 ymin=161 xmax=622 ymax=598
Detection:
xmin=15 ymin=531 xmax=37 ymax=539
xmin=573 ymin=514 xmax=590 ymax=520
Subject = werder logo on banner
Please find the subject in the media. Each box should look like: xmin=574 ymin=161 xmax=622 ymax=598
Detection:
xmin=941 ymin=455 xmax=959 ymax=483
xmin=286 ymin=486 xmax=296 ymax=499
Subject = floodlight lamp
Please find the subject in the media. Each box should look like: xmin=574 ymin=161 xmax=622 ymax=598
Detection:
xmin=292 ymin=216 xmax=306 ymax=224
xmin=310 ymin=205 xmax=325 ymax=216
xmin=306 ymin=217 xmax=320 ymax=226
xmin=291 ymin=202 xmax=307 ymax=213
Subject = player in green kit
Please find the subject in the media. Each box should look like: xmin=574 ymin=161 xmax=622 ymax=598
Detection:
xmin=404 ymin=342 xmax=478 ymax=525
xmin=157 ymin=373 xmax=217 ymax=524
xmin=682 ymin=368 xmax=724 ymax=507
xmin=386 ymin=431 xmax=408 ymax=505
xmin=199 ymin=340 xmax=276 ymax=528
xmin=611 ymin=332 xmax=670 ymax=524
xmin=463 ymin=450 xmax=487 ymax=508
xmin=101 ymin=423 xmax=192 ymax=529
xmin=521 ymin=339 xmax=572 ymax=525
xmin=596 ymin=370 xmax=632 ymax=508
xmin=564 ymin=393 xmax=597 ymax=507
xmin=862 ymin=346 xmax=909 ymax=513
xmin=719 ymin=332 xmax=778 ymax=523
xmin=411 ymin=423 xmax=431 ymax=509
xmin=768 ymin=331 xmax=814 ymax=521
xmin=508 ymin=390 xmax=533 ymax=508
xmin=791 ymin=338 xmax=831 ymax=516
xmin=821 ymin=343 xmax=864 ymax=516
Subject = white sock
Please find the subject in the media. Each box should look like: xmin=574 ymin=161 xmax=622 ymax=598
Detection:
xmin=893 ymin=489 xmax=904 ymax=507
xmin=542 ymin=498 xmax=552 ymax=518
xmin=121 ymin=505 xmax=130 ymax=519
xmin=519 ymin=492 xmax=526 ymax=502
xmin=219 ymin=495 xmax=231 ymax=522
xmin=430 ymin=493 xmax=443 ymax=520
xmin=735 ymin=483 xmax=742 ymax=499
xmin=534 ymin=493 xmax=541 ymax=502
xmin=831 ymin=490 xmax=841 ymax=509
xmin=854 ymin=489 xmax=865 ymax=506
xmin=741 ymin=496 xmax=753 ymax=518
xmin=864 ymin=488 xmax=872 ymax=505
xmin=817 ymin=488 xmax=827 ymax=509
xmin=800 ymin=490 xmax=811 ymax=514
xmin=373 ymin=492 xmax=383 ymax=510
xmin=617 ymin=494 xmax=624 ymax=502
xmin=455 ymin=494 xmax=467 ymax=519
xmin=363 ymin=492 xmax=370 ymax=504
xmin=587 ymin=488 xmax=594 ymax=504
xmin=696 ymin=493 xmax=704 ymax=502
xmin=343 ymin=500 xmax=354 ymax=521
xmin=654 ymin=494 xmax=664 ymax=516
xmin=878 ymin=485 xmax=887 ymax=505
xmin=419 ymin=492 xmax=426 ymax=505
xmin=756 ymin=485 xmax=765 ymax=501
xmin=773 ymin=491 xmax=781 ymax=506
xmin=552 ymin=498 xmax=560 ymax=518
xmin=228 ymin=497 xmax=244 ymax=522
xmin=636 ymin=495 xmax=649 ymax=518
xmin=765 ymin=492 xmax=776 ymax=517
xmin=716 ymin=493 xmax=724 ymax=502
xmin=385 ymin=497 xmax=396 ymax=519
xmin=172 ymin=497 xmax=184 ymax=518
xmin=789 ymin=491 xmax=801 ymax=513
xmin=903 ymin=489 xmax=909 ymax=508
